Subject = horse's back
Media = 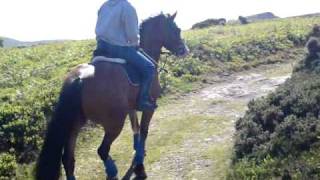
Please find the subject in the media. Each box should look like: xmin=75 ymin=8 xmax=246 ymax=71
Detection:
xmin=73 ymin=62 xmax=138 ymax=123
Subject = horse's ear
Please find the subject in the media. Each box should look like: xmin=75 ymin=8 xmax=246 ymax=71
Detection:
xmin=170 ymin=11 xmax=177 ymax=21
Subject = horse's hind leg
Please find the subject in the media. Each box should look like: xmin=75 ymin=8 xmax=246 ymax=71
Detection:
xmin=62 ymin=118 xmax=85 ymax=180
xmin=98 ymin=132 xmax=122 ymax=180
xmin=98 ymin=112 xmax=126 ymax=180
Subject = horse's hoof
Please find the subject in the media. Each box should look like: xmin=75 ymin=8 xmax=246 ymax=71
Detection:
xmin=133 ymin=176 xmax=147 ymax=180
xmin=134 ymin=164 xmax=147 ymax=179
xmin=67 ymin=176 xmax=76 ymax=180
xmin=107 ymin=176 xmax=119 ymax=180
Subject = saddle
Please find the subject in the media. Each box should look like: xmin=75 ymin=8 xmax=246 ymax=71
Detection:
xmin=91 ymin=56 xmax=141 ymax=86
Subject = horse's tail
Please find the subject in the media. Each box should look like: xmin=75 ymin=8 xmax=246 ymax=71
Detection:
xmin=36 ymin=76 xmax=83 ymax=180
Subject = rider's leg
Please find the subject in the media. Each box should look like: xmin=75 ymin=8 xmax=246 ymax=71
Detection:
xmin=123 ymin=47 xmax=157 ymax=111
xmin=93 ymin=40 xmax=157 ymax=111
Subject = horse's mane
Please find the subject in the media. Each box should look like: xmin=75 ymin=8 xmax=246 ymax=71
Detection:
xmin=140 ymin=13 xmax=169 ymax=32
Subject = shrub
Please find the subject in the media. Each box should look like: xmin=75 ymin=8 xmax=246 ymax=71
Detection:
xmin=239 ymin=16 xmax=249 ymax=25
xmin=191 ymin=18 xmax=226 ymax=29
xmin=0 ymin=153 xmax=17 ymax=179
xmin=231 ymin=32 xmax=320 ymax=178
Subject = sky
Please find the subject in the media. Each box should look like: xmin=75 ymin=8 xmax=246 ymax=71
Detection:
xmin=0 ymin=0 xmax=319 ymax=41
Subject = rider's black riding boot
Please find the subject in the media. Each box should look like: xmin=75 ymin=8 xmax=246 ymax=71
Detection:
xmin=137 ymin=75 xmax=157 ymax=111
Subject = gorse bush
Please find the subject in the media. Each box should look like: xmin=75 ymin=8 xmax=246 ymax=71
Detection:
xmin=230 ymin=29 xmax=320 ymax=179
xmin=0 ymin=153 xmax=17 ymax=179
xmin=234 ymin=77 xmax=320 ymax=159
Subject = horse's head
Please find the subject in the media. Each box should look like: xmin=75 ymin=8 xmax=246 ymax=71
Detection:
xmin=161 ymin=12 xmax=189 ymax=57
xmin=140 ymin=13 xmax=189 ymax=58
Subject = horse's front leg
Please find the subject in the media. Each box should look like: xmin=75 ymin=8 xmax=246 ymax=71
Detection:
xmin=124 ymin=110 xmax=153 ymax=180
xmin=123 ymin=110 xmax=141 ymax=180
xmin=134 ymin=110 xmax=154 ymax=179
xmin=129 ymin=110 xmax=140 ymax=151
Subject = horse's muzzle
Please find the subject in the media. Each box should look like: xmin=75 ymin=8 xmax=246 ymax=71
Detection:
xmin=177 ymin=41 xmax=190 ymax=58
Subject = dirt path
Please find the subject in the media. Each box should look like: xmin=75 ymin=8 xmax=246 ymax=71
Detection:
xmin=147 ymin=62 xmax=293 ymax=179
xmin=74 ymin=62 xmax=295 ymax=180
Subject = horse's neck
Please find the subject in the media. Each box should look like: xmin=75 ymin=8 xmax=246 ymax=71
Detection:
xmin=141 ymin=41 xmax=161 ymax=62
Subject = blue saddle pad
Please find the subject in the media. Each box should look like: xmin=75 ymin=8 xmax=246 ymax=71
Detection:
xmin=91 ymin=55 xmax=142 ymax=86
xmin=124 ymin=63 xmax=142 ymax=86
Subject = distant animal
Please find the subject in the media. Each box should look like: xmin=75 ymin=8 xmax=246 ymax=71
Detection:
xmin=35 ymin=13 xmax=189 ymax=180
xmin=191 ymin=18 xmax=227 ymax=29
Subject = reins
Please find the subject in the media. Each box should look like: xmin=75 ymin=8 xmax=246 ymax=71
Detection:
xmin=159 ymin=51 xmax=171 ymax=74
xmin=139 ymin=48 xmax=171 ymax=74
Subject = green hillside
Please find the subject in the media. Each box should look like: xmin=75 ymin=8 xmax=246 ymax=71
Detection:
xmin=0 ymin=16 xmax=319 ymax=179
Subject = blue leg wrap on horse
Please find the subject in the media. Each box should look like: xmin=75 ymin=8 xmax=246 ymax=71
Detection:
xmin=67 ymin=176 xmax=76 ymax=180
xmin=103 ymin=158 xmax=118 ymax=177
xmin=133 ymin=134 xmax=140 ymax=150
xmin=134 ymin=137 xmax=145 ymax=165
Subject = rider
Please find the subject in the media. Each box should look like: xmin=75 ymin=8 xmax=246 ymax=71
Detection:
xmin=94 ymin=0 xmax=157 ymax=111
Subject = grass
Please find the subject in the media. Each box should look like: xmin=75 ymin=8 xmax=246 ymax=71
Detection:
xmin=197 ymin=142 xmax=233 ymax=180
xmin=184 ymin=17 xmax=315 ymax=48
xmin=160 ymin=16 xmax=320 ymax=94
xmin=73 ymin=112 xmax=231 ymax=179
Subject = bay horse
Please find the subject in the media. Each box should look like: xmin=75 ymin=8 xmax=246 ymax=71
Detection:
xmin=36 ymin=13 xmax=189 ymax=180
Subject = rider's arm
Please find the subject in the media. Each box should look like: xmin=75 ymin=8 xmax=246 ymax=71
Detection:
xmin=122 ymin=4 xmax=139 ymax=47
